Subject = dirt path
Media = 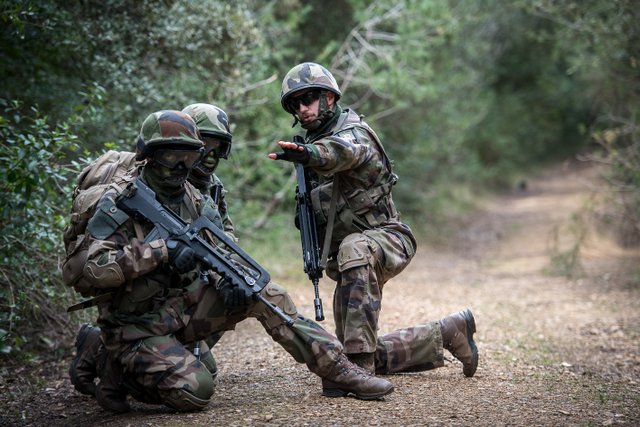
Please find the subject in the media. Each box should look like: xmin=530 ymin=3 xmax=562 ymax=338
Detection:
xmin=2 ymin=160 xmax=639 ymax=426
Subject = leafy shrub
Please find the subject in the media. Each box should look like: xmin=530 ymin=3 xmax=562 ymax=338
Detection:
xmin=0 ymin=98 xmax=91 ymax=358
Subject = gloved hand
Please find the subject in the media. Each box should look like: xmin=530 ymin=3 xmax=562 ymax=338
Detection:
xmin=272 ymin=141 xmax=310 ymax=164
xmin=166 ymin=239 xmax=197 ymax=273
xmin=218 ymin=279 xmax=253 ymax=308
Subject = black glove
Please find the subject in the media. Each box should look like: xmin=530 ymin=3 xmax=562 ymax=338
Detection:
xmin=218 ymin=279 xmax=253 ymax=308
xmin=273 ymin=142 xmax=310 ymax=164
xmin=166 ymin=239 xmax=197 ymax=273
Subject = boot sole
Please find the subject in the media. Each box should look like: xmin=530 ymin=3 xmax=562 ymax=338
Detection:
xmin=322 ymin=384 xmax=394 ymax=401
xmin=461 ymin=309 xmax=479 ymax=377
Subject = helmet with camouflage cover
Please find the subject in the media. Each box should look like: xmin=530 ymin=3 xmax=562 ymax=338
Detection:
xmin=135 ymin=110 xmax=203 ymax=160
xmin=280 ymin=62 xmax=342 ymax=114
xmin=181 ymin=103 xmax=232 ymax=159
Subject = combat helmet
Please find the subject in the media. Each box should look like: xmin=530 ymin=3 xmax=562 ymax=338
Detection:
xmin=181 ymin=103 xmax=232 ymax=159
xmin=135 ymin=110 xmax=203 ymax=160
xmin=280 ymin=62 xmax=342 ymax=114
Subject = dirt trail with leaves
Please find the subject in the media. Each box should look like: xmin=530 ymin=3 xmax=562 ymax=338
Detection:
xmin=2 ymin=160 xmax=639 ymax=427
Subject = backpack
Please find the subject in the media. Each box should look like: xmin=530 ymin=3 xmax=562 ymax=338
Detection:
xmin=61 ymin=150 xmax=139 ymax=296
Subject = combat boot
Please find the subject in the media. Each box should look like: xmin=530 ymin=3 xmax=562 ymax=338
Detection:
xmin=95 ymin=349 xmax=130 ymax=413
xmin=69 ymin=323 xmax=102 ymax=396
xmin=440 ymin=308 xmax=478 ymax=377
xmin=347 ymin=352 xmax=375 ymax=374
xmin=322 ymin=354 xmax=394 ymax=400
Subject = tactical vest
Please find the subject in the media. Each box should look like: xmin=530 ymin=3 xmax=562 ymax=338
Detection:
xmin=308 ymin=109 xmax=399 ymax=244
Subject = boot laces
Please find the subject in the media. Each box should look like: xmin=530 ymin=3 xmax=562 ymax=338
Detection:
xmin=335 ymin=358 xmax=371 ymax=379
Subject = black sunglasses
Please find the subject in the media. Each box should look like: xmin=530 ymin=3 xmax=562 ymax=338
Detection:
xmin=286 ymin=90 xmax=321 ymax=112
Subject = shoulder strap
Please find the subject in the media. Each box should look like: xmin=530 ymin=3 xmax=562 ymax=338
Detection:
xmin=320 ymin=177 xmax=340 ymax=268
xmin=183 ymin=182 xmax=201 ymax=220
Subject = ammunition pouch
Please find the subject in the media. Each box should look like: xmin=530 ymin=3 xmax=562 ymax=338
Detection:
xmin=311 ymin=175 xmax=397 ymax=235
xmin=310 ymin=181 xmax=346 ymax=227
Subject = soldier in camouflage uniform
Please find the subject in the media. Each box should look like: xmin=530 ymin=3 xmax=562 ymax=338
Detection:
xmin=69 ymin=104 xmax=236 ymax=398
xmin=269 ymin=63 xmax=479 ymax=392
xmin=70 ymin=109 xmax=394 ymax=414
xmin=181 ymin=103 xmax=235 ymax=239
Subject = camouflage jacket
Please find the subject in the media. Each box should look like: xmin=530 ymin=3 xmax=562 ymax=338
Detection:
xmin=303 ymin=108 xmax=415 ymax=251
xmin=83 ymin=172 xmax=224 ymax=343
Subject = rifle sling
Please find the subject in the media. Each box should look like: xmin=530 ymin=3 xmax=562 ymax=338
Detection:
xmin=320 ymin=177 xmax=339 ymax=268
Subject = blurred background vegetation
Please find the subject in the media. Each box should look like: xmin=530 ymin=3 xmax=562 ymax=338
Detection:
xmin=0 ymin=0 xmax=638 ymax=359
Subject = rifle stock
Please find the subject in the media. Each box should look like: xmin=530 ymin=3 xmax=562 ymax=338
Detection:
xmin=117 ymin=178 xmax=294 ymax=326
xmin=293 ymin=135 xmax=325 ymax=321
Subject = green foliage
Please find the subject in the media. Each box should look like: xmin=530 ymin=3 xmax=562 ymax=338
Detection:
xmin=0 ymin=98 xmax=87 ymax=356
xmin=527 ymin=0 xmax=640 ymax=244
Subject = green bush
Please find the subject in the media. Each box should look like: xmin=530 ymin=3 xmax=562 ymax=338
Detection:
xmin=0 ymin=98 xmax=89 ymax=358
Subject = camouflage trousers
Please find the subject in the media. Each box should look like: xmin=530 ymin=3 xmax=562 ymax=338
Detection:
xmin=374 ymin=321 xmax=445 ymax=373
xmin=327 ymin=227 xmax=444 ymax=372
xmin=100 ymin=278 xmax=345 ymax=409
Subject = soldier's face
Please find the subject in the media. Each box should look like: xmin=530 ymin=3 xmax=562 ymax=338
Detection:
xmin=199 ymin=136 xmax=222 ymax=172
xmin=147 ymin=160 xmax=190 ymax=189
xmin=147 ymin=148 xmax=201 ymax=190
xmin=298 ymin=104 xmax=318 ymax=126
xmin=290 ymin=89 xmax=337 ymax=126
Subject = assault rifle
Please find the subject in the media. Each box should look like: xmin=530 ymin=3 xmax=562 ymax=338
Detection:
xmin=116 ymin=178 xmax=294 ymax=326
xmin=293 ymin=135 xmax=325 ymax=321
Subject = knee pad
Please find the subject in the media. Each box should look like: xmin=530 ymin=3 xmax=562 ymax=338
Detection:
xmin=261 ymin=283 xmax=298 ymax=316
xmin=159 ymin=387 xmax=211 ymax=412
xmin=337 ymin=234 xmax=376 ymax=272
xmin=257 ymin=283 xmax=298 ymax=330
xmin=186 ymin=341 xmax=218 ymax=380
xmin=158 ymin=358 xmax=215 ymax=411
xmin=200 ymin=350 xmax=218 ymax=381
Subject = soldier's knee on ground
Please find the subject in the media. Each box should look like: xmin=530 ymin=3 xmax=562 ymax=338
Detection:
xmin=337 ymin=234 xmax=376 ymax=273
xmin=185 ymin=341 xmax=218 ymax=381
xmin=158 ymin=364 xmax=215 ymax=411
xmin=159 ymin=386 xmax=212 ymax=412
